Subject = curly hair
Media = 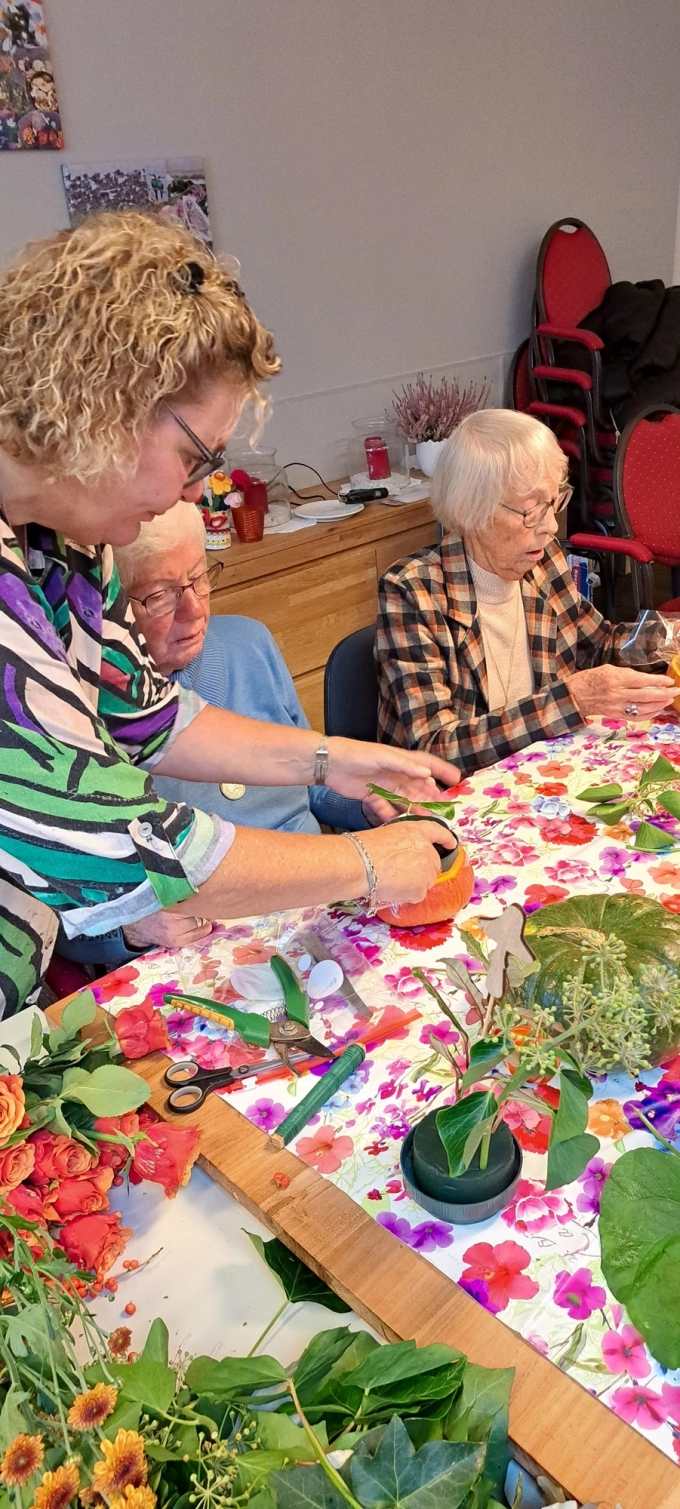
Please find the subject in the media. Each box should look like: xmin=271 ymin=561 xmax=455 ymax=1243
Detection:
xmin=0 ymin=211 xmax=280 ymax=481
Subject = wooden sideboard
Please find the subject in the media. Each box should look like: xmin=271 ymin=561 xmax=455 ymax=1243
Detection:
xmin=209 ymin=491 xmax=437 ymax=730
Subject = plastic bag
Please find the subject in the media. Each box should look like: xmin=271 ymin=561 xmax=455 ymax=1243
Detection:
xmin=618 ymin=609 xmax=680 ymax=668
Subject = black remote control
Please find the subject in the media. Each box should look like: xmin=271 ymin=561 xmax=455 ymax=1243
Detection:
xmin=345 ymin=486 xmax=389 ymax=503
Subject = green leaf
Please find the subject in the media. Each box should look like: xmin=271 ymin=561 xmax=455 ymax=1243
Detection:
xmin=29 ymin=1012 xmax=44 ymax=1062
xmin=545 ymin=1133 xmax=599 ymax=1193
xmin=639 ymin=755 xmax=680 ymax=790
xmin=576 ymin=783 xmax=623 ymax=802
xmin=62 ymin=1063 xmax=149 ymax=1116
xmin=349 ymin=1414 xmax=485 ymax=1509
xmin=436 ymin=1093 xmax=498 ymax=1178
xmin=348 ymin=1341 xmax=461 ymax=1393
xmin=184 ymin=1353 xmax=287 ymax=1398
xmin=110 ymin=1357 xmax=177 ymax=1414
xmin=456 ymin=928 xmax=488 ymax=966
xmin=443 ymin=1364 xmax=513 ymax=1498
xmin=658 ymin=790 xmax=680 ymax=820
xmin=269 ymin=1464 xmax=346 ymax=1509
xmin=294 ymin=1328 xmax=358 ymax=1405
xmin=141 ymin=1317 xmax=169 ymax=1366
xmin=633 ymin=820 xmax=677 ymax=851
xmin=0 ymin=1389 xmax=30 ymax=1452
xmin=246 ymin=1233 xmax=350 ymax=1311
xmin=61 ymin=989 xmax=98 ymax=1037
xmin=625 ymin=1235 xmax=680 ymax=1369
xmin=460 ymin=1041 xmax=507 ymax=1091
xmin=550 ymin=1072 xmax=588 ymax=1145
xmin=256 ymin=1414 xmax=328 ymax=1457
xmin=5 ymin=1303 xmax=54 ymax=1361
xmin=102 ymin=1397 xmax=142 ymax=1439
xmin=600 ymin=1147 xmax=680 ymax=1306
xmin=48 ymin=1027 xmax=67 ymax=1052
xmin=586 ymin=800 xmax=632 ymax=825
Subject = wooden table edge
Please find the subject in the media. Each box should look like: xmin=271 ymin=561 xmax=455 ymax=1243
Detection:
xmin=45 ymin=1001 xmax=680 ymax=1509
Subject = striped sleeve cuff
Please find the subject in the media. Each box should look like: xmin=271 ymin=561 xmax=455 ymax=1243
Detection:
xmin=140 ymin=686 xmax=207 ymax=771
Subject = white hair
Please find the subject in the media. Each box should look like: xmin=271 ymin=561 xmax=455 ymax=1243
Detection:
xmin=429 ymin=408 xmax=568 ymax=534
xmin=114 ymin=500 xmax=206 ymax=590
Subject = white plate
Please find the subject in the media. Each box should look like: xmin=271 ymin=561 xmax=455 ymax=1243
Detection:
xmin=293 ymin=501 xmax=364 ymax=522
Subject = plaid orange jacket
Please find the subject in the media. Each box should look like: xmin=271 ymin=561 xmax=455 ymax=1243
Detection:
xmin=376 ymin=534 xmax=630 ymax=773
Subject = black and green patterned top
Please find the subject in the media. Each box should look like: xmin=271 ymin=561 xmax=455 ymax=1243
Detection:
xmin=0 ymin=512 xmax=234 ymax=1016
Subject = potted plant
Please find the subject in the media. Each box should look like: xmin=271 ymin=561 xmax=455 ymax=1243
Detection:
xmin=392 ymin=372 xmax=490 ymax=477
xmin=401 ymin=904 xmax=601 ymax=1222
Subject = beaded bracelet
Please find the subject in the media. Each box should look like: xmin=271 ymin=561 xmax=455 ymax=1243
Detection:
xmin=344 ymin=832 xmax=379 ymax=915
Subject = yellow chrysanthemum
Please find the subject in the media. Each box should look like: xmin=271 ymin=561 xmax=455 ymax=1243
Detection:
xmin=0 ymin=1433 xmax=44 ymax=1486
xmin=31 ymin=1460 xmax=80 ymax=1509
xmin=68 ymin=1384 xmax=118 ymax=1431
xmin=92 ymin=1431 xmax=147 ymax=1497
xmin=109 ymin=1486 xmax=157 ymax=1509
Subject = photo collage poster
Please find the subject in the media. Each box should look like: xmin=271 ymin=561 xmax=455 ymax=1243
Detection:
xmin=0 ymin=0 xmax=62 ymax=149
xmin=61 ymin=158 xmax=212 ymax=246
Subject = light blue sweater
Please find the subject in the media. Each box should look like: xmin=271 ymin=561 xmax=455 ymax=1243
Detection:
xmin=153 ymin=615 xmax=368 ymax=835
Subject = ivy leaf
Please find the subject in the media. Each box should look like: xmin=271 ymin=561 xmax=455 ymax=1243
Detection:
xmin=269 ymin=1465 xmax=345 ymax=1509
xmin=586 ymin=800 xmax=633 ymax=825
xmin=106 ymin=1357 xmax=177 ymax=1414
xmin=639 ymin=755 xmax=680 ymax=790
xmin=101 ymin=1397 xmax=141 ymax=1439
xmin=600 ymin=1147 xmax=680 ymax=1305
xmin=576 ymin=782 xmax=623 ymax=802
xmin=141 ymin=1317 xmax=169 ymax=1366
xmin=62 ymin=1063 xmax=149 ymax=1117
xmin=347 ymin=1341 xmax=461 ymax=1394
xmin=545 ymin=1074 xmax=598 ymax=1192
xmin=184 ymin=1354 xmax=287 ymax=1399
xmin=460 ymin=1040 xmax=507 ymax=1091
xmin=349 ymin=1414 xmax=485 ymax=1509
xmin=294 ymin=1328 xmax=359 ymax=1405
xmin=436 ymin=1092 xmax=497 ymax=1178
xmin=444 ymin=1363 xmax=513 ymax=1498
xmin=633 ymin=820 xmax=676 ymax=852
xmin=658 ymin=790 xmax=680 ymax=821
xmin=245 ymin=1233 xmax=350 ymax=1311
xmin=256 ymin=1414 xmax=328 ymax=1458
xmin=61 ymin=989 xmax=98 ymax=1038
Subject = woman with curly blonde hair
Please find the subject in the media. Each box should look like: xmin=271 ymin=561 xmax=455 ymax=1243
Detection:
xmin=0 ymin=211 xmax=457 ymax=1013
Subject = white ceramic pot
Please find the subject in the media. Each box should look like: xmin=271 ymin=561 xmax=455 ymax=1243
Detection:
xmin=415 ymin=438 xmax=447 ymax=478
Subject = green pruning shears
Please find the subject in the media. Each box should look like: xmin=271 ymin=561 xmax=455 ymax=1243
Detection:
xmin=163 ymin=954 xmax=334 ymax=1076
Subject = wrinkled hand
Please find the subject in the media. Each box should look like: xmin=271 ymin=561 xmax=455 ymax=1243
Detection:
xmin=327 ymin=737 xmax=459 ymax=804
xmin=356 ymin=819 xmax=456 ymax=907
xmin=361 ymin=793 xmax=401 ymax=826
xmin=567 ymin=665 xmax=676 ymax=720
xmin=123 ymin=913 xmax=212 ymax=951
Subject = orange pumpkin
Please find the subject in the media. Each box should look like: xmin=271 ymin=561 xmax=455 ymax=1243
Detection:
xmin=376 ymin=843 xmax=474 ymax=927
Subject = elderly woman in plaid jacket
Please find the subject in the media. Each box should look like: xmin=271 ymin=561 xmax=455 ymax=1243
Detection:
xmin=377 ymin=409 xmax=676 ymax=775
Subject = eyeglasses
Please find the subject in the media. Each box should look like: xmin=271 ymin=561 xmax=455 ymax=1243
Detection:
xmin=129 ymin=562 xmax=223 ymax=619
xmin=499 ymin=485 xmax=573 ymax=530
xmin=166 ymin=404 xmax=227 ymax=486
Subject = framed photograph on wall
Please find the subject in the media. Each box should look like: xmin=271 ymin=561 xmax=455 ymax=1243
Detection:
xmin=61 ymin=157 xmax=212 ymax=246
xmin=0 ymin=1 xmax=62 ymax=149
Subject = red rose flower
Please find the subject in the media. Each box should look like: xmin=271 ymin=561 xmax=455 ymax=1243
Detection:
xmin=132 ymin=1123 xmax=201 ymax=1197
xmin=44 ymin=1166 xmax=114 ymax=1224
xmin=114 ymin=998 xmax=170 ymax=1059
xmin=28 ymin=1130 xmax=98 ymax=1187
xmin=5 ymin=1183 xmax=45 ymax=1223
xmin=94 ymin=1113 xmax=140 ymax=1174
xmin=59 ymin=1211 xmax=132 ymax=1277
xmin=0 ymin=1138 xmax=35 ymax=1190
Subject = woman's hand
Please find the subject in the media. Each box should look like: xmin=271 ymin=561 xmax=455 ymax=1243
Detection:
xmin=355 ymin=819 xmax=456 ymax=907
xmin=326 ymin=737 xmax=459 ymax=804
xmin=567 ymin=665 xmax=677 ymax=719
xmin=123 ymin=913 xmax=212 ymax=950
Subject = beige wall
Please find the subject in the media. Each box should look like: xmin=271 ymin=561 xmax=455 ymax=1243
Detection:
xmin=3 ymin=0 xmax=680 ymax=473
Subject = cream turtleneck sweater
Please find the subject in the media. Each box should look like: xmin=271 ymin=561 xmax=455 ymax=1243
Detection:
xmin=468 ymin=556 xmax=534 ymax=712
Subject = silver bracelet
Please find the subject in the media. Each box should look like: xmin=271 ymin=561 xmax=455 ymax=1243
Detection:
xmin=344 ymin=832 xmax=379 ymax=915
xmin=313 ymin=737 xmax=329 ymax=786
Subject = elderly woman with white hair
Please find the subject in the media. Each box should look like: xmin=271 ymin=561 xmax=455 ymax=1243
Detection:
xmin=377 ymin=409 xmax=676 ymax=774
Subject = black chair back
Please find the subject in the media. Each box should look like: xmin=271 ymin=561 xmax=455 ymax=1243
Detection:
xmin=324 ymin=625 xmax=378 ymax=741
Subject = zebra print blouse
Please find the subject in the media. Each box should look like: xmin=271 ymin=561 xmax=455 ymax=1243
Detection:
xmin=0 ymin=511 xmax=234 ymax=1017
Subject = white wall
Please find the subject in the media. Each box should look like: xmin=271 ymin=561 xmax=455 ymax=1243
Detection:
xmin=2 ymin=0 xmax=680 ymax=475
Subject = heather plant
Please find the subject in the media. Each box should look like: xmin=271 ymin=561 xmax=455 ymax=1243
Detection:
xmin=392 ymin=373 xmax=489 ymax=443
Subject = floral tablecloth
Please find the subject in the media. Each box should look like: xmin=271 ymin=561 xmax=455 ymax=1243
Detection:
xmin=93 ymin=720 xmax=680 ymax=1465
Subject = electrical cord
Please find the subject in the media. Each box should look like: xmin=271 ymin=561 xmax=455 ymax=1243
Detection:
xmin=282 ymin=462 xmax=339 ymax=502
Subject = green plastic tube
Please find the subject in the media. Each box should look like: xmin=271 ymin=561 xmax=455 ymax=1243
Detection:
xmin=271 ymin=1045 xmax=366 ymax=1146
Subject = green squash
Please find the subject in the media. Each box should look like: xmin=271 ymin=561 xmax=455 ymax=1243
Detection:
xmin=519 ymin=893 xmax=680 ymax=1066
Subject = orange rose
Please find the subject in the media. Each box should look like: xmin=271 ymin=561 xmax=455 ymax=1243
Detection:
xmin=132 ymin=1123 xmax=201 ymax=1198
xmin=0 ymin=1076 xmax=25 ymax=1146
xmin=28 ymin=1130 xmax=98 ymax=1187
xmin=0 ymin=1139 xmax=35 ymax=1191
xmin=94 ymin=1114 xmax=140 ymax=1175
xmin=114 ymin=1000 xmax=170 ymax=1060
xmin=588 ymin=1098 xmax=631 ymax=1140
xmin=59 ymin=1211 xmax=132 ymax=1277
xmin=43 ymin=1167 xmax=114 ymax=1224
xmin=5 ymin=1183 xmax=44 ymax=1223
